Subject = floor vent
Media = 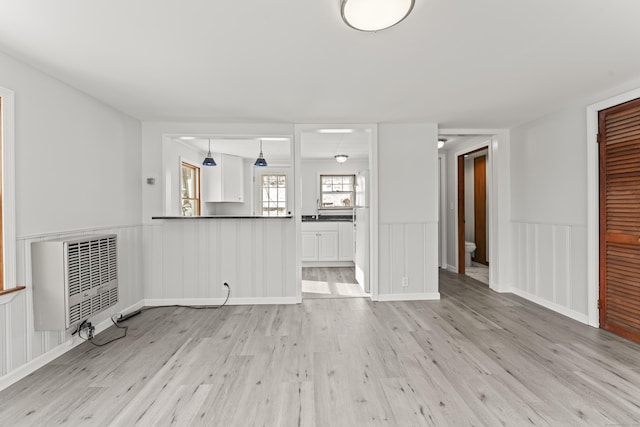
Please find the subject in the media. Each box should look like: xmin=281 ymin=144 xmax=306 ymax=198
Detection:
xmin=32 ymin=234 xmax=118 ymax=330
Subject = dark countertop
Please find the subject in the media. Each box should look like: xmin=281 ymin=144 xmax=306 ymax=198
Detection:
xmin=152 ymin=215 xmax=293 ymax=219
xmin=301 ymin=215 xmax=353 ymax=222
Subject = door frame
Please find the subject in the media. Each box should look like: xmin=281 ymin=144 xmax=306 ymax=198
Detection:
xmin=587 ymin=87 xmax=640 ymax=327
xmin=457 ymin=146 xmax=489 ymax=275
xmin=438 ymin=153 xmax=447 ymax=269
xmin=293 ymin=124 xmax=379 ymax=302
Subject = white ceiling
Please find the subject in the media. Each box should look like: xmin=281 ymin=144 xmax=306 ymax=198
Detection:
xmin=1 ymin=1 xmax=640 ymax=127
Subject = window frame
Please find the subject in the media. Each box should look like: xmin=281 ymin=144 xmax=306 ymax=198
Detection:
xmin=180 ymin=161 xmax=201 ymax=217
xmin=259 ymin=173 xmax=288 ymax=217
xmin=319 ymin=174 xmax=356 ymax=210
xmin=0 ymin=87 xmax=18 ymax=296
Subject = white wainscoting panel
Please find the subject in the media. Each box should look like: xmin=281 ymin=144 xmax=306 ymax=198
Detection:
xmin=1 ymin=224 xmax=143 ymax=389
xmin=143 ymin=218 xmax=297 ymax=303
xmin=378 ymin=222 xmax=439 ymax=300
xmin=511 ymin=221 xmax=588 ymax=323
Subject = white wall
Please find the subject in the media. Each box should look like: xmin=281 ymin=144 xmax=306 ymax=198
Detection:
xmin=300 ymin=159 xmax=368 ymax=215
xmin=377 ymin=123 xmax=439 ymax=300
xmin=0 ymin=50 xmax=143 ymax=387
xmin=509 ymin=75 xmax=640 ymax=324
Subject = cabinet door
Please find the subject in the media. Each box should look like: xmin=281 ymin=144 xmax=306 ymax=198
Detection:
xmin=338 ymin=222 xmax=354 ymax=261
xmin=318 ymin=231 xmax=338 ymax=261
xmin=202 ymin=165 xmax=222 ymax=202
xmin=223 ymin=155 xmax=244 ymax=202
xmin=301 ymin=232 xmax=318 ymax=261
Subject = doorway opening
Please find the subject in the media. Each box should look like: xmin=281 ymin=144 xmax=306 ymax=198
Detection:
xmin=297 ymin=125 xmax=375 ymax=300
xmin=457 ymin=146 xmax=490 ymax=285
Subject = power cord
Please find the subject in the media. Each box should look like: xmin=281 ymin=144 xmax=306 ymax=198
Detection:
xmin=75 ymin=316 xmax=128 ymax=347
xmin=74 ymin=282 xmax=231 ymax=347
xmin=139 ymin=282 xmax=231 ymax=312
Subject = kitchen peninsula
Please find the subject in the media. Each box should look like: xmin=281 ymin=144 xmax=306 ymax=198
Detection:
xmin=145 ymin=215 xmax=297 ymax=305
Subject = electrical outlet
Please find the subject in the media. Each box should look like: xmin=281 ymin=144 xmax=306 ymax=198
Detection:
xmin=401 ymin=276 xmax=409 ymax=287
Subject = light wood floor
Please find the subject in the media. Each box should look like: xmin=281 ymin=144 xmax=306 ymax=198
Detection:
xmin=302 ymin=267 xmax=368 ymax=299
xmin=2 ymin=270 xmax=640 ymax=426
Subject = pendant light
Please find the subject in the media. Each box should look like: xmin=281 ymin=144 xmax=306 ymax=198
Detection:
xmin=254 ymin=139 xmax=268 ymax=167
xmin=202 ymin=139 xmax=217 ymax=166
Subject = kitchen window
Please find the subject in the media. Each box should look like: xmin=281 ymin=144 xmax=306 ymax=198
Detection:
xmin=320 ymin=175 xmax=355 ymax=209
xmin=181 ymin=161 xmax=200 ymax=216
xmin=260 ymin=174 xmax=287 ymax=216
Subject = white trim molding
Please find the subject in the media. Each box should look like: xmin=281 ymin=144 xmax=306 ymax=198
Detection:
xmin=586 ymin=87 xmax=640 ymax=327
xmin=376 ymin=292 xmax=440 ymax=302
xmin=144 ymin=297 xmax=300 ymax=306
xmin=0 ymin=87 xmax=16 ymax=292
xmin=510 ymin=287 xmax=589 ymax=324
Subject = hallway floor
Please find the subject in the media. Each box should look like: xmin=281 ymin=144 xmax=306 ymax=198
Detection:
xmin=465 ymin=262 xmax=489 ymax=285
xmin=302 ymin=267 xmax=368 ymax=299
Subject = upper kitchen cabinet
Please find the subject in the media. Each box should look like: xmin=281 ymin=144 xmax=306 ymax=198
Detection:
xmin=203 ymin=154 xmax=244 ymax=202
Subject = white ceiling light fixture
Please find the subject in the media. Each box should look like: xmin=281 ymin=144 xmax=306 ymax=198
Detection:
xmin=341 ymin=0 xmax=415 ymax=32
xmin=438 ymin=138 xmax=447 ymax=149
xmin=317 ymin=128 xmax=354 ymax=134
xmin=334 ymin=154 xmax=349 ymax=163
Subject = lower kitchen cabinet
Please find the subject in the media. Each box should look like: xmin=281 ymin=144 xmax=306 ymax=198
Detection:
xmin=338 ymin=222 xmax=354 ymax=261
xmin=302 ymin=222 xmax=353 ymax=264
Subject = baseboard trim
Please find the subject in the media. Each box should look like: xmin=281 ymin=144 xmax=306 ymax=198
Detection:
xmin=376 ymin=292 xmax=440 ymax=302
xmin=509 ymin=287 xmax=589 ymax=325
xmin=301 ymin=261 xmax=355 ymax=268
xmin=144 ymin=296 xmax=299 ymax=306
xmin=447 ymin=264 xmax=457 ymax=272
xmin=0 ymin=299 xmax=144 ymax=392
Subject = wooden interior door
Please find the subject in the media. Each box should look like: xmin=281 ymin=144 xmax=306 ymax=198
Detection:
xmin=473 ymin=155 xmax=487 ymax=265
xmin=599 ymin=97 xmax=640 ymax=343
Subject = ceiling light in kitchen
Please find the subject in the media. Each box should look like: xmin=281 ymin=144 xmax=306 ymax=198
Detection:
xmin=317 ymin=129 xmax=354 ymax=134
xmin=334 ymin=154 xmax=349 ymax=163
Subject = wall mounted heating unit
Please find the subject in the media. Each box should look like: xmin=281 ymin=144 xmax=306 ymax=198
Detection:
xmin=31 ymin=234 xmax=118 ymax=330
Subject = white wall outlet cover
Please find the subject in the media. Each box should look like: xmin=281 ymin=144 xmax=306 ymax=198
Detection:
xmin=401 ymin=276 xmax=409 ymax=287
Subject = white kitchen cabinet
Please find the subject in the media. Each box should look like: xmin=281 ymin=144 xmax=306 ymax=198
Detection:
xmin=301 ymin=232 xmax=319 ymax=261
xmin=338 ymin=222 xmax=354 ymax=261
xmin=318 ymin=231 xmax=339 ymax=261
xmin=301 ymin=222 xmax=352 ymax=264
xmin=203 ymin=154 xmax=244 ymax=202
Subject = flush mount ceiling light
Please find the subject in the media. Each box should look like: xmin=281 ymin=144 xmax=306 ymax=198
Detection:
xmin=341 ymin=0 xmax=415 ymax=32
xmin=202 ymin=139 xmax=217 ymax=166
xmin=317 ymin=128 xmax=354 ymax=134
xmin=438 ymin=138 xmax=447 ymax=149
xmin=254 ymin=139 xmax=268 ymax=167
xmin=334 ymin=154 xmax=349 ymax=163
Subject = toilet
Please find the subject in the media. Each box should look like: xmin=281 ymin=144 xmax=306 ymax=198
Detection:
xmin=464 ymin=241 xmax=476 ymax=267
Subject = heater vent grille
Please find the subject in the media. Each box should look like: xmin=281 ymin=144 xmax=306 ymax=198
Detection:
xmin=32 ymin=234 xmax=119 ymax=330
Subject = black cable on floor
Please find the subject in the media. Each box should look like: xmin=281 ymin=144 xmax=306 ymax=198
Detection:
xmin=77 ymin=316 xmax=128 ymax=347
xmin=76 ymin=283 xmax=230 ymax=347
xmin=138 ymin=282 xmax=231 ymax=312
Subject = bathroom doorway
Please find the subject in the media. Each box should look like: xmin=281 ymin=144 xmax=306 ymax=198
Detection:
xmin=457 ymin=146 xmax=489 ymax=284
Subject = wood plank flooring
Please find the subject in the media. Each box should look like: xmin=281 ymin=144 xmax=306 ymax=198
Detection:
xmin=2 ymin=270 xmax=640 ymax=426
xmin=302 ymin=267 xmax=368 ymax=299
